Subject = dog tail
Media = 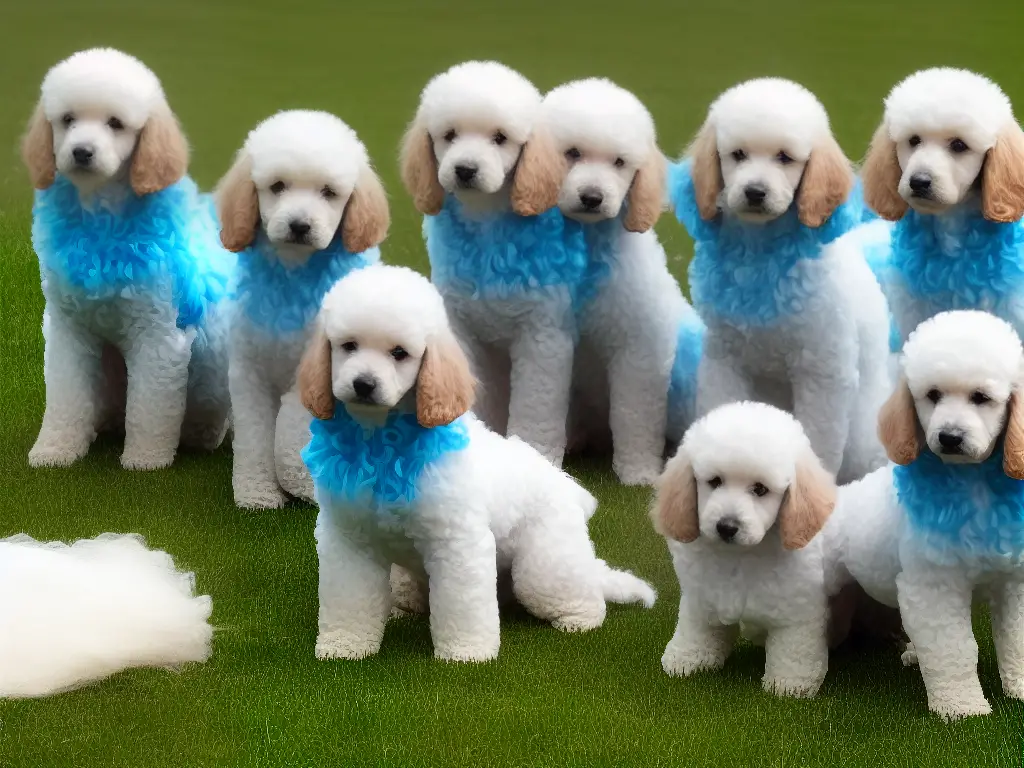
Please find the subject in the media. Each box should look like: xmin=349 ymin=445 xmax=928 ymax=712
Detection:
xmin=598 ymin=560 xmax=656 ymax=608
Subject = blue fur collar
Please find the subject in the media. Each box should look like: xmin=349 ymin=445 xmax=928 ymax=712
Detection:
xmin=888 ymin=205 xmax=1024 ymax=320
xmin=424 ymin=195 xmax=589 ymax=307
xmin=666 ymin=308 xmax=706 ymax=442
xmin=31 ymin=174 xmax=233 ymax=329
xmin=893 ymin=446 xmax=1024 ymax=564
xmin=301 ymin=407 xmax=470 ymax=512
xmin=235 ymin=233 xmax=376 ymax=335
xmin=667 ymin=161 xmax=859 ymax=326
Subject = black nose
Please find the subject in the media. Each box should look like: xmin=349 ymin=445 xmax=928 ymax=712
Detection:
xmin=72 ymin=146 xmax=94 ymax=166
xmin=454 ymin=164 xmax=477 ymax=182
xmin=744 ymin=184 xmax=767 ymax=205
xmin=352 ymin=375 xmax=377 ymax=400
xmin=716 ymin=519 xmax=739 ymax=542
xmin=289 ymin=220 xmax=311 ymax=238
xmin=579 ymin=190 xmax=604 ymax=210
xmin=909 ymin=173 xmax=932 ymax=193
xmin=938 ymin=431 xmax=964 ymax=450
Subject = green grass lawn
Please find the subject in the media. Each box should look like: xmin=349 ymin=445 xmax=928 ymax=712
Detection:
xmin=1 ymin=0 xmax=1023 ymax=765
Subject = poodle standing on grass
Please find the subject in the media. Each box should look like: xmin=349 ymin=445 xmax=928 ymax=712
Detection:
xmin=21 ymin=48 xmax=234 ymax=470
xmin=216 ymin=110 xmax=388 ymax=509
xmin=669 ymin=78 xmax=891 ymax=484
xmin=861 ymin=68 xmax=1024 ymax=344
xmin=652 ymin=402 xmax=838 ymax=698
xmin=400 ymin=61 xmax=589 ymax=468
xmin=297 ymin=264 xmax=654 ymax=662
xmin=828 ymin=311 xmax=1024 ymax=720
xmin=517 ymin=78 xmax=705 ymax=483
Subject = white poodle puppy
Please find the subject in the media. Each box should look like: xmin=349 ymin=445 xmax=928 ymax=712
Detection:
xmin=400 ymin=61 xmax=590 ymax=467
xmin=21 ymin=48 xmax=234 ymax=469
xmin=521 ymin=77 xmax=705 ymax=483
xmin=861 ymin=68 xmax=1024 ymax=345
xmin=215 ymin=110 xmax=388 ymax=509
xmin=297 ymin=264 xmax=655 ymax=662
xmin=668 ymin=78 xmax=892 ymax=484
xmin=652 ymin=402 xmax=838 ymax=697
xmin=827 ymin=310 xmax=1024 ymax=720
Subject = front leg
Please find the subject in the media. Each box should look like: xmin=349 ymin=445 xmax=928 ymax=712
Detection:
xmin=990 ymin=579 xmax=1024 ymax=700
xmin=449 ymin=314 xmax=509 ymax=435
xmin=607 ymin=345 xmax=670 ymax=485
xmin=507 ymin=319 xmax=574 ymax=467
xmin=790 ymin=366 xmax=855 ymax=476
xmin=694 ymin=332 xmax=754 ymax=418
xmin=418 ymin=526 xmax=500 ymax=662
xmin=30 ymin=307 xmax=105 ymax=467
xmin=314 ymin=512 xmax=392 ymax=660
xmin=763 ymin=621 xmax=828 ymax=698
xmin=661 ymin=594 xmax=737 ymax=677
xmin=897 ymin=569 xmax=991 ymax=720
xmin=229 ymin=349 xmax=286 ymax=509
xmin=274 ymin=390 xmax=314 ymax=504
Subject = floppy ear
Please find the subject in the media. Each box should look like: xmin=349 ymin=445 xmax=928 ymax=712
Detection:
xmin=22 ymin=103 xmax=56 ymax=190
xmin=130 ymin=105 xmax=189 ymax=195
xmin=399 ymin=117 xmax=445 ymax=215
xmin=650 ymin=450 xmax=699 ymax=543
xmin=982 ymin=125 xmax=1024 ymax=223
xmin=297 ymin=324 xmax=335 ymax=420
xmin=342 ymin=166 xmax=390 ymax=254
xmin=416 ymin=332 xmax=476 ymax=427
xmin=1003 ymin=390 xmax=1024 ymax=479
xmin=687 ymin=122 xmax=722 ymax=221
xmin=861 ymin=122 xmax=908 ymax=221
xmin=215 ymin=152 xmax=260 ymax=252
xmin=878 ymin=376 xmax=920 ymax=465
xmin=623 ymin=149 xmax=667 ymax=233
xmin=510 ymin=125 xmax=567 ymax=217
xmin=798 ymin=136 xmax=855 ymax=228
xmin=779 ymin=452 xmax=837 ymax=550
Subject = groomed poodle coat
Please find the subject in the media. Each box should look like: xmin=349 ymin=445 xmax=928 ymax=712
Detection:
xmin=21 ymin=48 xmax=234 ymax=470
xmin=297 ymin=265 xmax=654 ymax=662
xmin=521 ymin=78 xmax=704 ymax=483
xmin=861 ymin=68 xmax=1024 ymax=345
xmin=216 ymin=110 xmax=388 ymax=509
xmin=827 ymin=311 xmax=1024 ymax=720
xmin=669 ymin=78 xmax=891 ymax=484
xmin=652 ymin=402 xmax=838 ymax=698
xmin=400 ymin=61 xmax=589 ymax=468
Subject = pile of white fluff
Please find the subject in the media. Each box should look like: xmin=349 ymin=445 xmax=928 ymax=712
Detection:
xmin=0 ymin=533 xmax=213 ymax=698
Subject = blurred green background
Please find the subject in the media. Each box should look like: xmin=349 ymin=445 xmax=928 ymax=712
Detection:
xmin=1 ymin=1 xmax=1023 ymax=766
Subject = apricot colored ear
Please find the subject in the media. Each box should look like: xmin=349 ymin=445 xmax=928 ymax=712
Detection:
xmin=650 ymin=449 xmax=699 ymax=542
xmin=878 ymin=376 xmax=920 ymax=465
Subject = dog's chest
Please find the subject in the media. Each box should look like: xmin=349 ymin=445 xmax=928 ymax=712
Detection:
xmin=233 ymin=317 xmax=309 ymax=394
xmin=442 ymin=291 xmax=575 ymax=344
xmin=47 ymin=280 xmax=179 ymax=344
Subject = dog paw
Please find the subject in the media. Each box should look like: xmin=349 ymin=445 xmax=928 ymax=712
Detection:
xmin=234 ymin=482 xmax=288 ymax=510
xmin=930 ymin=694 xmax=992 ymax=721
xmin=901 ymin=642 xmax=918 ymax=667
xmin=614 ymin=460 xmax=663 ymax=487
xmin=1001 ymin=675 xmax=1024 ymax=700
xmin=29 ymin=440 xmax=89 ymax=468
xmin=121 ymin=445 xmax=175 ymax=470
xmin=315 ymin=631 xmax=380 ymax=661
xmin=763 ymin=675 xmax=821 ymax=699
xmin=551 ymin=611 xmax=605 ymax=633
xmin=661 ymin=644 xmax=726 ymax=677
xmin=434 ymin=641 xmax=499 ymax=663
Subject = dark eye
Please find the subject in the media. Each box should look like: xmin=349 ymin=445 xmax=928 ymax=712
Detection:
xmin=390 ymin=346 xmax=409 ymax=361
xmin=950 ymin=138 xmax=969 ymax=154
xmin=970 ymin=391 xmax=992 ymax=406
xmin=776 ymin=151 xmax=793 ymax=165
xmin=443 ymin=129 xmax=457 ymax=143
xmin=614 ymin=157 xmax=625 ymax=168
xmin=341 ymin=341 xmax=358 ymax=353
xmin=731 ymin=149 xmax=747 ymax=162
xmin=269 ymin=181 xmax=286 ymax=195
xmin=565 ymin=147 xmax=581 ymax=161
xmin=321 ymin=186 xmax=337 ymax=200
xmin=707 ymin=476 xmax=723 ymax=490
xmin=107 ymin=117 xmax=124 ymax=131
xmin=493 ymin=131 xmax=507 ymax=146
xmin=751 ymin=482 xmax=769 ymax=498
xmin=61 ymin=113 xmax=74 ymax=127
xmin=926 ymin=389 xmax=942 ymax=404
xmin=908 ymin=135 xmax=921 ymax=148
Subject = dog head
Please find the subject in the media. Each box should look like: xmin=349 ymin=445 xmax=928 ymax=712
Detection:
xmin=687 ymin=78 xmax=853 ymax=227
xmin=400 ymin=61 xmax=550 ymax=215
xmin=879 ymin=311 xmax=1024 ymax=476
xmin=297 ymin=264 xmax=475 ymax=427
xmin=862 ymin=68 xmax=1024 ymax=223
xmin=22 ymin=47 xmax=188 ymax=196
xmin=652 ymin=402 xmax=836 ymax=550
xmin=215 ymin=110 xmax=389 ymax=261
xmin=515 ymin=78 xmax=665 ymax=232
